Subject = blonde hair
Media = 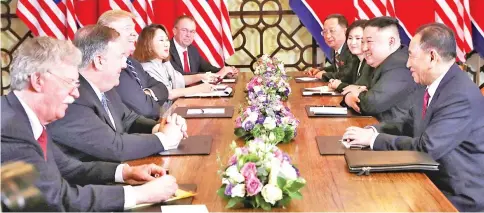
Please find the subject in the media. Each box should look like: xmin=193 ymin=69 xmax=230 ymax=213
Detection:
xmin=10 ymin=37 xmax=82 ymax=90
xmin=97 ymin=10 xmax=135 ymax=26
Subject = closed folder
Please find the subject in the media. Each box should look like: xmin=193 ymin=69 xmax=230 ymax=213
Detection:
xmin=159 ymin=135 xmax=212 ymax=156
xmin=344 ymin=150 xmax=439 ymax=175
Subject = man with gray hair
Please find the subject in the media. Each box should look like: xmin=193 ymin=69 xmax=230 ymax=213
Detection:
xmin=48 ymin=25 xmax=187 ymax=162
xmin=1 ymin=36 xmax=179 ymax=211
xmin=341 ymin=16 xmax=419 ymax=122
xmin=343 ymin=23 xmax=484 ymax=211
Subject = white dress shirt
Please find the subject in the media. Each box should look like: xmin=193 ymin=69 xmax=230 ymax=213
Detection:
xmin=368 ymin=70 xmax=448 ymax=149
xmin=13 ymin=91 xmax=136 ymax=209
xmin=174 ymin=39 xmax=190 ymax=72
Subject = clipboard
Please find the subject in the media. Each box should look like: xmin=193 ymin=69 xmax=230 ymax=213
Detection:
xmin=159 ymin=135 xmax=212 ymax=156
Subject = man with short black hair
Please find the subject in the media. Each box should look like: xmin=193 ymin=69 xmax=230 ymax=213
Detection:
xmin=342 ymin=16 xmax=419 ymax=122
xmin=306 ymin=13 xmax=353 ymax=80
xmin=343 ymin=23 xmax=484 ymax=211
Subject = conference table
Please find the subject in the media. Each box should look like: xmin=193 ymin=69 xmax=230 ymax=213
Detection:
xmin=127 ymin=72 xmax=457 ymax=212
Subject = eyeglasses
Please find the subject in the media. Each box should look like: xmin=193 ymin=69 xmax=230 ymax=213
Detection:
xmin=46 ymin=70 xmax=80 ymax=89
xmin=177 ymin=27 xmax=196 ymax=35
xmin=321 ymin=29 xmax=338 ymax=36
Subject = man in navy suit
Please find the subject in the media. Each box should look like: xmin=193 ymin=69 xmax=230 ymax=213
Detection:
xmin=98 ymin=10 xmax=169 ymax=120
xmin=1 ymin=36 xmax=178 ymax=211
xmin=169 ymin=15 xmax=238 ymax=76
xmin=48 ymin=25 xmax=188 ymax=162
xmin=343 ymin=23 xmax=484 ymax=211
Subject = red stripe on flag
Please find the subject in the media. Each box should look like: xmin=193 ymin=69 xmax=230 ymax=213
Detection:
xmin=220 ymin=0 xmax=235 ymax=56
xmin=145 ymin=0 xmax=154 ymax=23
xmin=16 ymin=9 xmax=40 ymax=36
xmin=373 ymin=0 xmax=387 ymax=15
xmin=66 ymin=0 xmax=76 ymax=40
xmin=132 ymin=0 xmax=148 ymax=24
xmin=37 ymin=1 xmax=65 ymax=37
xmin=112 ymin=0 xmax=142 ymax=32
xmin=21 ymin=0 xmax=57 ymax=38
xmin=358 ymin=0 xmax=376 ymax=18
xmin=386 ymin=0 xmax=396 ymax=17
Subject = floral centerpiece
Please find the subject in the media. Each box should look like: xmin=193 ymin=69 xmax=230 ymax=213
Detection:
xmin=234 ymin=100 xmax=299 ymax=144
xmin=246 ymin=75 xmax=291 ymax=101
xmin=254 ymin=54 xmax=287 ymax=77
xmin=217 ymin=139 xmax=306 ymax=210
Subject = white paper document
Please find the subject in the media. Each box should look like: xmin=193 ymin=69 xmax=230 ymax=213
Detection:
xmin=161 ymin=205 xmax=209 ymax=213
xmin=213 ymin=84 xmax=228 ymax=90
xmin=185 ymin=87 xmax=233 ymax=97
xmin=187 ymin=108 xmax=225 ymax=114
xmin=309 ymin=106 xmax=347 ymax=115
xmin=295 ymin=77 xmax=319 ymax=81
xmin=302 ymin=91 xmax=336 ymax=96
xmin=222 ymin=78 xmax=236 ymax=83
xmin=304 ymin=86 xmax=331 ymax=91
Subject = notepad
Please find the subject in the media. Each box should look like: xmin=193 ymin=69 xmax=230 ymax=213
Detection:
xmin=222 ymin=78 xmax=236 ymax=83
xmin=304 ymin=86 xmax=331 ymax=91
xmin=213 ymin=84 xmax=228 ymax=90
xmin=125 ymin=189 xmax=196 ymax=210
xmin=185 ymin=87 xmax=233 ymax=97
xmin=161 ymin=205 xmax=209 ymax=213
xmin=309 ymin=106 xmax=347 ymax=115
xmin=303 ymin=91 xmax=336 ymax=96
xmin=186 ymin=108 xmax=225 ymax=114
xmin=295 ymin=77 xmax=319 ymax=81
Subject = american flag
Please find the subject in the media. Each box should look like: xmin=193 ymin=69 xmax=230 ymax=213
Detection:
xmin=435 ymin=0 xmax=473 ymax=62
xmin=108 ymin=0 xmax=154 ymax=33
xmin=17 ymin=0 xmax=77 ymax=40
xmin=180 ymin=0 xmax=235 ymax=68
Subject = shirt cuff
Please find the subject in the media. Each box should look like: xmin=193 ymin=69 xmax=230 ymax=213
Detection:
xmin=123 ymin=185 xmax=137 ymax=209
xmin=366 ymin=126 xmax=379 ymax=149
xmin=115 ymin=164 xmax=127 ymax=183
xmin=143 ymin=88 xmax=158 ymax=101
xmin=154 ymin=132 xmax=177 ymax=150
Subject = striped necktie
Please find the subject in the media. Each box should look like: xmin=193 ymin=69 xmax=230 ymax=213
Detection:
xmin=101 ymin=93 xmax=116 ymax=130
xmin=126 ymin=59 xmax=142 ymax=89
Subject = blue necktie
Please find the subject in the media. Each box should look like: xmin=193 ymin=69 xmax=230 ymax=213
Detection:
xmin=101 ymin=93 xmax=116 ymax=130
xmin=126 ymin=59 xmax=142 ymax=89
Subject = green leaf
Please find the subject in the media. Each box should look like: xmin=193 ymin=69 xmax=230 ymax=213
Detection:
xmin=282 ymin=127 xmax=295 ymax=143
xmin=259 ymin=198 xmax=272 ymax=211
xmin=225 ymin=197 xmax=244 ymax=209
xmin=216 ymin=186 xmax=227 ymax=199
xmin=245 ymin=153 xmax=260 ymax=162
xmin=284 ymin=180 xmax=306 ymax=192
xmin=287 ymin=191 xmax=303 ymax=200
xmin=255 ymin=194 xmax=262 ymax=208
xmin=277 ymin=176 xmax=287 ymax=189
xmin=234 ymin=127 xmax=248 ymax=137
xmin=278 ymin=196 xmax=292 ymax=207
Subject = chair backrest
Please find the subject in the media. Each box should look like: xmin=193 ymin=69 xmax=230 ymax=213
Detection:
xmin=480 ymin=83 xmax=484 ymax=96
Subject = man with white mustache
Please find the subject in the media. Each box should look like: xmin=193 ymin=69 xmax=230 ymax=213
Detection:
xmin=341 ymin=16 xmax=419 ymax=122
xmin=1 ymin=36 xmax=179 ymax=211
xmin=47 ymin=25 xmax=187 ymax=162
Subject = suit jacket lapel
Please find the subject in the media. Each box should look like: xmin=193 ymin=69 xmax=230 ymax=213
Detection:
xmin=78 ymin=75 xmax=117 ymax=131
xmin=188 ymin=46 xmax=197 ymax=74
xmin=170 ymin=39 xmax=183 ymax=71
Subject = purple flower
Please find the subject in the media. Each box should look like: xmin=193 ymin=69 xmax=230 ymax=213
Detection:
xmin=224 ymin=183 xmax=233 ymax=196
xmin=229 ymin=155 xmax=237 ymax=165
xmin=292 ymin=165 xmax=300 ymax=177
xmin=246 ymin=175 xmax=263 ymax=196
xmin=253 ymin=138 xmax=264 ymax=144
xmin=243 ymin=121 xmax=254 ymax=131
xmin=241 ymin=147 xmax=249 ymax=155
xmin=256 ymin=114 xmax=265 ymax=124
xmin=282 ymin=153 xmax=291 ymax=163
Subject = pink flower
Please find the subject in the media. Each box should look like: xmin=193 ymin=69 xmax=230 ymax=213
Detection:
xmin=246 ymin=175 xmax=263 ymax=196
xmin=240 ymin=162 xmax=257 ymax=179
xmin=229 ymin=155 xmax=237 ymax=165
xmin=235 ymin=117 xmax=242 ymax=128
xmin=274 ymin=149 xmax=283 ymax=162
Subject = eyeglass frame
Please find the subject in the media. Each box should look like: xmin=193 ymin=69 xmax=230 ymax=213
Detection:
xmin=45 ymin=70 xmax=81 ymax=89
xmin=176 ymin=27 xmax=197 ymax=35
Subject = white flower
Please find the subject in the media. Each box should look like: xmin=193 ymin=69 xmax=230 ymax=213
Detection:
xmin=257 ymin=95 xmax=267 ymax=103
xmin=272 ymin=104 xmax=282 ymax=111
xmin=231 ymin=184 xmax=246 ymax=198
xmin=268 ymin=158 xmax=281 ymax=185
xmin=253 ymin=85 xmax=261 ymax=93
xmin=263 ymin=117 xmax=277 ymax=130
xmin=235 ymin=148 xmax=242 ymax=156
xmin=222 ymin=178 xmax=230 ymax=185
xmin=280 ymin=161 xmax=298 ymax=180
xmin=261 ymin=184 xmax=283 ymax=205
xmin=226 ymin=165 xmax=245 ymax=183
xmin=277 ymin=63 xmax=284 ymax=71
xmin=269 ymin=132 xmax=276 ymax=141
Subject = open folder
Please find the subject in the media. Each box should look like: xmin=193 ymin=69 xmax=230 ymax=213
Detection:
xmin=344 ymin=150 xmax=439 ymax=175
xmin=184 ymin=87 xmax=233 ymax=98
xmin=173 ymin=106 xmax=234 ymax=118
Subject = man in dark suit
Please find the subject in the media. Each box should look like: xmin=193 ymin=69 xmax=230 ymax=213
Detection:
xmin=97 ymin=10 xmax=169 ymax=120
xmin=48 ymin=25 xmax=188 ymax=162
xmin=1 ymin=36 xmax=178 ymax=211
xmin=342 ymin=17 xmax=419 ymax=122
xmin=306 ymin=14 xmax=354 ymax=81
xmin=169 ymin=15 xmax=238 ymax=77
xmin=344 ymin=23 xmax=484 ymax=211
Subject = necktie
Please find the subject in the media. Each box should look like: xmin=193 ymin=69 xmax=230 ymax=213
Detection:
xmin=422 ymin=89 xmax=430 ymax=119
xmin=126 ymin=59 xmax=142 ymax=89
xmin=101 ymin=93 xmax=116 ymax=130
xmin=183 ymin=51 xmax=190 ymax=73
xmin=38 ymin=128 xmax=48 ymax=160
xmin=335 ymin=52 xmax=341 ymax=71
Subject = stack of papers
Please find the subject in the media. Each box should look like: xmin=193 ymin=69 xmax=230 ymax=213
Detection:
xmin=305 ymin=86 xmax=332 ymax=91
xmin=213 ymin=84 xmax=228 ymax=90
xmin=295 ymin=77 xmax=318 ymax=81
xmin=185 ymin=87 xmax=233 ymax=97
xmin=126 ymin=189 xmax=197 ymax=210
xmin=161 ymin=205 xmax=209 ymax=213
xmin=222 ymin=78 xmax=236 ymax=83
xmin=309 ymin=106 xmax=347 ymax=115
xmin=186 ymin=108 xmax=225 ymax=114
xmin=303 ymin=91 xmax=336 ymax=96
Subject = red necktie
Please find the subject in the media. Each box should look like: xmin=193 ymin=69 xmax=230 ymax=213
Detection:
xmin=38 ymin=128 xmax=48 ymax=160
xmin=183 ymin=51 xmax=190 ymax=73
xmin=422 ymin=89 xmax=430 ymax=119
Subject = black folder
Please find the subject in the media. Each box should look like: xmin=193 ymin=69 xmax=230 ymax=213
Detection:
xmin=344 ymin=150 xmax=439 ymax=175
xmin=159 ymin=135 xmax=212 ymax=156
